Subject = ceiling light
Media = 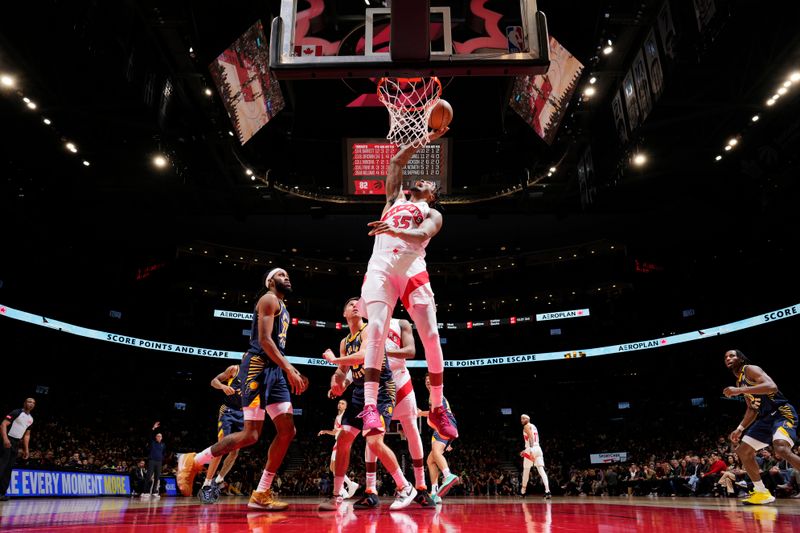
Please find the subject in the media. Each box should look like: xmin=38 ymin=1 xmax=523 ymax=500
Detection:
xmin=189 ymin=47 xmax=194 ymax=53
xmin=724 ymin=145 xmax=732 ymax=151
xmin=245 ymin=169 xmax=253 ymax=176
xmin=766 ymin=99 xmax=775 ymax=106
xmin=777 ymin=87 xmax=788 ymax=95
xmin=82 ymin=160 xmax=90 ymax=167
xmin=583 ymin=86 xmax=596 ymax=97
xmin=153 ymin=155 xmax=168 ymax=168
xmin=549 ymin=167 xmax=557 ymax=173
xmin=783 ymin=81 xmax=791 ymax=88
xmin=790 ymin=72 xmax=800 ymax=82
xmin=715 ymin=155 xmax=722 ymax=161
xmin=772 ymin=93 xmax=781 ymax=100
xmin=632 ymin=153 xmax=647 ymax=166
xmin=0 ymin=74 xmax=15 ymax=88
xmin=204 ymin=88 xmax=213 ymax=96
xmin=26 ymin=101 xmax=37 ymax=109
xmin=228 ymin=130 xmax=234 ymax=137
xmin=42 ymin=118 xmax=51 ymax=125
xmin=65 ymin=142 xmax=77 ymax=153
xmin=751 ymin=115 xmax=760 ymax=122
xmin=727 ymin=138 xmax=738 ymax=147
xmin=250 ymin=175 xmax=256 ymax=181
xmin=602 ymin=45 xmax=613 ymax=55
xmin=589 ymin=76 xmax=597 ymax=84
xmin=22 ymin=97 xmax=30 ymax=103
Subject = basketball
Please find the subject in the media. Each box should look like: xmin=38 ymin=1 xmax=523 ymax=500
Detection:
xmin=429 ymin=99 xmax=453 ymax=130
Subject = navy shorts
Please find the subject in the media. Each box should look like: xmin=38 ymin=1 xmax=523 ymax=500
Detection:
xmin=240 ymin=353 xmax=292 ymax=410
xmin=744 ymin=405 xmax=798 ymax=449
xmin=341 ymin=394 xmax=393 ymax=435
xmin=217 ymin=406 xmax=244 ymax=438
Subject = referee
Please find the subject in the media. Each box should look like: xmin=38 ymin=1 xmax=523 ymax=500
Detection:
xmin=0 ymin=398 xmax=36 ymax=501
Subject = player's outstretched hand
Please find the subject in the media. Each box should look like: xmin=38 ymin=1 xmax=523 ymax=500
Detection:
xmin=323 ymin=349 xmax=337 ymax=363
xmin=428 ymin=126 xmax=449 ymax=141
xmin=367 ymin=220 xmax=398 ymax=237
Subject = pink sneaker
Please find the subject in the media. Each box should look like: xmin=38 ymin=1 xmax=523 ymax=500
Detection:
xmin=428 ymin=406 xmax=459 ymax=440
xmin=356 ymin=404 xmax=384 ymax=432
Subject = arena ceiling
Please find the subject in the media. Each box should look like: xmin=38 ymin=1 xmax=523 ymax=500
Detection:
xmin=2 ymin=0 xmax=799 ymax=258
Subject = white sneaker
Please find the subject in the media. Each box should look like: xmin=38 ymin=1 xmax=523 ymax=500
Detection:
xmin=390 ymin=485 xmax=418 ymax=510
xmin=152 ymin=494 xmax=161 ymax=500
xmin=339 ymin=486 xmax=349 ymax=499
xmin=346 ymin=482 xmax=360 ymax=499
xmin=140 ymin=493 xmax=150 ymax=499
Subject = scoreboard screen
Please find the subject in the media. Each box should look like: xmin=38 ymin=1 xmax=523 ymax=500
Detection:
xmin=344 ymin=138 xmax=451 ymax=196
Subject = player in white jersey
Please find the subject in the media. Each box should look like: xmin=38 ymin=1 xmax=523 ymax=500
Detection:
xmin=357 ymin=126 xmax=458 ymax=444
xmin=318 ymin=399 xmax=358 ymax=499
xmin=520 ymin=414 xmax=551 ymax=499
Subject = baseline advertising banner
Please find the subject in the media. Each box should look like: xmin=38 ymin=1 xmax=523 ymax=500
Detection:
xmin=8 ymin=469 xmax=130 ymax=497
xmin=590 ymin=452 xmax=628 ymax=464
xmin=536 ymin=309 xmax=591 ymax=322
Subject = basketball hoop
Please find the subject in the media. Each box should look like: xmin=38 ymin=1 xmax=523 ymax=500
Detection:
xmin=377 ymin=77 xmax=442 ymax=148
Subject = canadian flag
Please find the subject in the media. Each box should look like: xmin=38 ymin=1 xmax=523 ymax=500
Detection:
xmin=294 ymin=45 xmax=323 ymax=57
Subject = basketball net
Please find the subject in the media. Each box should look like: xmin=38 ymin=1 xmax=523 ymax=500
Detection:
xmin=377 ymin=77 xmax=442 ymax=148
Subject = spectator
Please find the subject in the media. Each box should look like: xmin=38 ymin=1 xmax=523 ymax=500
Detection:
xmin=130 ymin=459 xmax=148 ymax=496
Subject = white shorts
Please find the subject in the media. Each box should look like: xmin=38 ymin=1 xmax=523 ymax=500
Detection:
xmin=360 ymin=253 xmax=435 ymax=311
xmin=523 ymin=446 xmax=545 ymax=468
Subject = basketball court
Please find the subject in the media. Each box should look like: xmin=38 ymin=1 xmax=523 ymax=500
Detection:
xmin=1 ymin=496 xmax=798 ymax=532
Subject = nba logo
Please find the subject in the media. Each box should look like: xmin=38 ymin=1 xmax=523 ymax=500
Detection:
xmin=506 ymin=26 xmax=525 ymax=53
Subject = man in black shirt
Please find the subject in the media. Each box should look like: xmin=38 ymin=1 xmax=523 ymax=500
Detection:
xmin=131 ymin=459 xmax=148 ymax=496
xmin=143 ymin=421 xmax=166 ymax=499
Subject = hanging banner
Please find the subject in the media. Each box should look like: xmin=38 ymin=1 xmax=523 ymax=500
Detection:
xmin=692 ymin=0 xmax=716 ymax=32
xmin=643 ymin=29 xmax=664 ymax=99
xmin=622 ymin=70 xmax=641 ymax=131
xmin=612 ymin=91 xmax=629 ymax=144
xmin=657 ymin=1 xmax=677 ymax=59
xmin=632 ymin=50 xmax=653 ymax=121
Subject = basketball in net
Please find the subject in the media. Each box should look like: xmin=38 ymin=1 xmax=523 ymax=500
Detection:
xmin=377 ymin=77 xmax=443 ymax=148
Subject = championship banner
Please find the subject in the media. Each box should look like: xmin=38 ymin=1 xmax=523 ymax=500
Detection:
xmin=590 ymin=452 xmax=628 ymax=464
xmin=3 ymin=303 xmax=799 ymax=368
xmin=643 ymin=29 xmax=664 ymax=99
xmin=536 ymin=309 xmax=590 ymax=321
xmin=612 ymin=91 xmax=628 ymax=144
xmin=7 ymin=469 xmax=130 ymax=497
xmin=657 ymin=1 xmax=677 ymax=59
xmin=622 ymin=69 xmax=641 ymax=131
xmin=632 ymin=50 xmax=652 ymax=121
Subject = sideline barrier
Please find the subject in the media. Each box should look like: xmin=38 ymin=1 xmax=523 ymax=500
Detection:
xmin=2 ymin=303 xmax=799 ymax=368
xmin=7 ymin=469 xmax=131 ymax=497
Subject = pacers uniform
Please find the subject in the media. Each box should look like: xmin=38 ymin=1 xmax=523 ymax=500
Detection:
xmin=240 ymin=299 xmax=293 ymax=421
xmin=386 ymin=319 xmax=417 ymax=419
xmin=217 ymin=365 xmax=244 ymax=439
xmin=341 ymin=324 xmax=396 ymax=435
xmin=737 ymin=365 xmax=797 ymax=449
xmin=523 ymin=423 xmax=545 ymax=468
xmin=431 ymin=397 xmax=457 ymax=445
xmin=360 ymin=198 xmax=436 ymax=310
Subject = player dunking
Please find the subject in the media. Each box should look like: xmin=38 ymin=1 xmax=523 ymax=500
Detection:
xmin=519 ymin=414 xmax=551 ymax=499
xmin=198 ymin=364 xmax=244 ymax=504
xmin=319 ymin=297 xmax=416 ymax=511
xmin=724 ymin=349 xmax=800 ymax=505
xmin=358 ymin=127 xmax=457 ymax=443
xmin=318 ymin=399 xmax=359 ymax=499
xmin=177 ymin=268 xmax=308 ymax=510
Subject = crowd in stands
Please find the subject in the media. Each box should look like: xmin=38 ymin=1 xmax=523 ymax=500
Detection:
xmin=8 ymin=407 xmax=800 ymax=501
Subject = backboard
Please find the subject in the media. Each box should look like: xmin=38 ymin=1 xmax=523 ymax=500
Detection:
xmin=269 ymin=0 xmax=549 ymax=79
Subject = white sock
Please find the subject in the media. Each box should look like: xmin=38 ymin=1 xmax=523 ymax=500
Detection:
xmin=414 ymin=466 xmax=426 ymax=489
xmin=195 ymin=447 xmax=214 ymax=465
xmin=364 ymin=382 xmax=379 ymax=406
xmin=366 ymin=470 xmax=377 ymax=493
xmin=391 ymin=468 xmax=409 ymax=490
xmin=215 ymin=475 xmax=225 ymax=484
xmin=203 ymin=479 xmax=212 ymax=487
xmin=344 ymin=475 xmax=354 ymax=488
xmin=753 ymin=480 xmax=767 ymax=492
xmin=257 ymin=470 xmax=275 ymax=492
xmin=333 ymin=476 xmax=345 ymax=497
xmin=432 ymin=483 xmax=439 ymax=494
xmin=442 ymin=467 xmax=451 ymax=478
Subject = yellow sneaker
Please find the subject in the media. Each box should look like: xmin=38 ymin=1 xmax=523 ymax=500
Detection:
xmin=741 ymin=489 xmax=775 ymax=505
xmin=248 ymin=489 xmax=289 ymax=511
xmin=176 ymin=453 xmax=201 ymax=497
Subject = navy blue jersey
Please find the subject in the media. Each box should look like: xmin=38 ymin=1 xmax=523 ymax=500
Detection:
xmin=222 ymin=365 xmax=242 ymax=410
xmin=737 ymin=365 xmax=791 ymax=418
xmin=345 ymin=324 xmax=395 ymax=405
xmin=248 ymin=296 xmax=290 ymax=364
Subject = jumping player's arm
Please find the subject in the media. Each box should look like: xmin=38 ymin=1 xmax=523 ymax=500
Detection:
xmin=382 ymin=127 xmax=449 ymax=216
xmin=386 ymin=319 xmax=416 ymax=359
xmin=368 ymin=208 xmax=443 ymax=243
xmin=729 ymin=395 xmax=759 ymax=443
xmin=257 ymin=292 xmax=308 ymax=395
xmin=723 ymin=365 xmax=778 ymax=397
xmin=328 ymin=338 xmax=352 ymax=397
xmin=210 ymin=365 xmax=239 ymax=395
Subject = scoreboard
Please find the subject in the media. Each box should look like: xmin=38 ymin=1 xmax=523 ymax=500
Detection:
xmin=344 ymin=138 xmax=451 ymax=196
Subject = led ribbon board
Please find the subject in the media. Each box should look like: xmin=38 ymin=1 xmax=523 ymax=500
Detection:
xmin=3 ymin=303 xmax=799 ymax=368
